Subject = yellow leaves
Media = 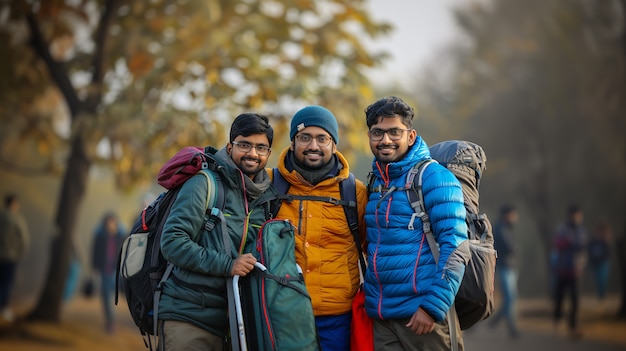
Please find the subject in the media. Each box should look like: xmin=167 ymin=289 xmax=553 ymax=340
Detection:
xmin=148 ymin=17 xmax=166 ymax=32
xmin=117 ymin=155 xmax=132 ymax=173
xmin=36 ymin=138 xmax=49 ymax=155
xmin=127 ymin=52 xmax=154 ymax=78
xmin=294 ymin=0 xmax=315 ymax=11
xmin=247 ymin=93 xmax=264 ymax=108
xmin=1 ymin=0 xmax=390 ymax=188
xmin=358 ymin=84 xmax=375 ymax=105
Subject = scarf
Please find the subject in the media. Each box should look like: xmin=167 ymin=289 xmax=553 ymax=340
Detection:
xmin=215 ymin=146 xmax=271 ymax=199
xmin=287 ymin=150 xmax=340 ymax=185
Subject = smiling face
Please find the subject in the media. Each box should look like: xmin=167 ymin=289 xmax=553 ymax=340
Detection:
xmin=290 ymin=126 xmax=336 ymax=170
xmin=368 ymin=115 xmax=416 ymax=165
xmin=227 ymin=133 xmax=272 ymax=179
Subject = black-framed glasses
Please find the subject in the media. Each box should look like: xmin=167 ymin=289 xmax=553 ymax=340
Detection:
xmin=294 ymin=133 xmax=332 ymax=147
xmin=368 ymin=128 xmax=411 ymax=141
xmin=231 ymin=141 xmax=271 ymax=156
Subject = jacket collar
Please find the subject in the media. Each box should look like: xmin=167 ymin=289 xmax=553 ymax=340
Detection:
xmin=371 ymin=136 xmax=431 ymax=183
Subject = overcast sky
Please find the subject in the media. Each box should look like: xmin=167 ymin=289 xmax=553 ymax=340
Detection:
xmin=363 ymin=0 xmax=465 ymax=88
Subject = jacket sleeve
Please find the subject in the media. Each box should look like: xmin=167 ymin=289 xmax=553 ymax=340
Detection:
xmin=160 ymin=173 xmax=234 ymax=277
xmin=419 ymin=164 xmax=470 ymax=322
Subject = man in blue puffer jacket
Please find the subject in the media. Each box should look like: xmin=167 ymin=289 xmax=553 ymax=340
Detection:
xmin=363 ymin=96 xmax=470 ymax=351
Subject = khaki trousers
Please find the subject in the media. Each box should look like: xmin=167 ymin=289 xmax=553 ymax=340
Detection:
xmin=373 ymin=315 xmax=464 ymax=351
xmin=159 ymin=320 xmax=224 ymax=351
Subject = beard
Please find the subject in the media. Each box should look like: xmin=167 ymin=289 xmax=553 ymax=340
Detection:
xmin=238 ymin=156 xmax=263 ymax=176
xmin=296 ymin=150 xmax=328 ymax=170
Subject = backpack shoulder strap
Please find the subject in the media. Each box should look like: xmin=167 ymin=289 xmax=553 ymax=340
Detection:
xmin=199 ymin=169 xmax=225 ymax=212
xmin=339 ymin=173 xmax=359 ymax=236
xmin=270 ymin=168 xmax=291 ymax=217
xmin=272 ymin=167 xmax=291 ymax=195
xmin=366 ymin=171 xmax=375 ymax=194
xmin=199 ymin=149 xmax=226 ymax=211
xmin=339 ymin=173 xmax=366 ymax=273
xmin=405 ymin=159 xmax=439 ymax=259
xmin=198 ymin=155 xmax=227 ymax=232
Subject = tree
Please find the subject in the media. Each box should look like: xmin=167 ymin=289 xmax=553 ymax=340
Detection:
xmin=0 ymin=0 xmax=389 ymax=321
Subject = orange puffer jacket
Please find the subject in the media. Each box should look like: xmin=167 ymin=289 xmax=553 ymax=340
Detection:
xmin=270 ymin=148 xmax=368 ymax=316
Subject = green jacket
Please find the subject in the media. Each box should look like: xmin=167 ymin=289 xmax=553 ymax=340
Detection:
xmin=158 ymin=146 xmax=275 ymax=336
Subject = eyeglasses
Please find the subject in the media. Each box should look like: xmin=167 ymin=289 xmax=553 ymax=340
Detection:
xmin=294 ymin=133 xmax=332 ymax=147
xmin=231 ymin=141 xmax=271 ymax=156
xmin=368 ymin=128 xmax=411 ymax=141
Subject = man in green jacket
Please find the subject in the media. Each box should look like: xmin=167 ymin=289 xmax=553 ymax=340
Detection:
xmin=158 ymin=113 xmax=275 ymax=351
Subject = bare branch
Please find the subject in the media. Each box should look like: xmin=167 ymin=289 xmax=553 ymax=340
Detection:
xmin=25 ymin=10 xmax=82 ymax=118
xmin=88 ymin=0 xmax=124 ymax=109
xmin=0 ymin=156 xmax=52 ymax=174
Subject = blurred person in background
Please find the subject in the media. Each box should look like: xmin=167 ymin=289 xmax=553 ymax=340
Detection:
xmin=0 ymin=193 xmax=30 ymax=323
xmin=91 ymin=211 xmax=126 ymax=334
xmin=587 ymin=219 xmax=612 ymax=307
xmin=490 ymin=204 xmax=520 ymax=338
xmin=551 ymin=204 xmax=586 ymax=339
xmin=63 ymin=237 xmax=87 ymax=302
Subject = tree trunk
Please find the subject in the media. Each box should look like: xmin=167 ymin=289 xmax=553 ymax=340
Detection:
xmin=27 ymin=134 xmax=91 ymax=321
xmin=23 ymin=1 xmax=117 ymax=322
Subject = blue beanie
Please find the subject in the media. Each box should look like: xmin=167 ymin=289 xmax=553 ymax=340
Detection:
xmin=289 ymin=106 xmax=339 ymax=144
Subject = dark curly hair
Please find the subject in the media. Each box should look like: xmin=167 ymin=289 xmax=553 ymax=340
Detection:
xmin=364 ymin=96 xmax=414 ymax=129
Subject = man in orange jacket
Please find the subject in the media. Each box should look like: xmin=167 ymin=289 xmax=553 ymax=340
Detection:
xmin=271 ymin=106 xmax=368 ymax=351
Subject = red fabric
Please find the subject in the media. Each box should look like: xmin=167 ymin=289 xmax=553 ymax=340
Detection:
xmin=351 ymin=288 xmax=374 ymax=351
xmin=157 ymin=146 xmax=206 ymax=189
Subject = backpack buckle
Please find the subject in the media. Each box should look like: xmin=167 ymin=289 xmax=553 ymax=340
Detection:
xmin=204 ymin=207 xmax=220 ymax=231
xmin=328 ymin=197 xmax=340 ymax=205
xmin=408 ymin=213 xmax=418 ymax=230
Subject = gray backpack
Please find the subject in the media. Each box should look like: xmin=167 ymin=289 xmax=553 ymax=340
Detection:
xmin=408 ymin=140 xmax=496 ymax=331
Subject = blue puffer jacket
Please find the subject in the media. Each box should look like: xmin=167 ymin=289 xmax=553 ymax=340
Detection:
xmin=364 ymin=137 xmax=469 ymax=323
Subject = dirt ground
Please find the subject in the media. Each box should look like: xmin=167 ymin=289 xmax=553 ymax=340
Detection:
xmin=0 ymin=297 xmax=145 ymax=351
xmin=0 ymin=295 xmax=624 ymax=350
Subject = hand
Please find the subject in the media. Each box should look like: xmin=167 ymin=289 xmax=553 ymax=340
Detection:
xmin=231 ymin=253 xmax=257 ymax=277
xmin=406 ymin=307 xmax=435 ymax=335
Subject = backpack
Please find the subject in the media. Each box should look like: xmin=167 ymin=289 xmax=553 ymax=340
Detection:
xmin=229 ymin=218 xmax=320 ymax=351
xmin=116 ymin=146 xmax=224 ymax=349
xmin=366 ymin=140 xmax=496 ymax=331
